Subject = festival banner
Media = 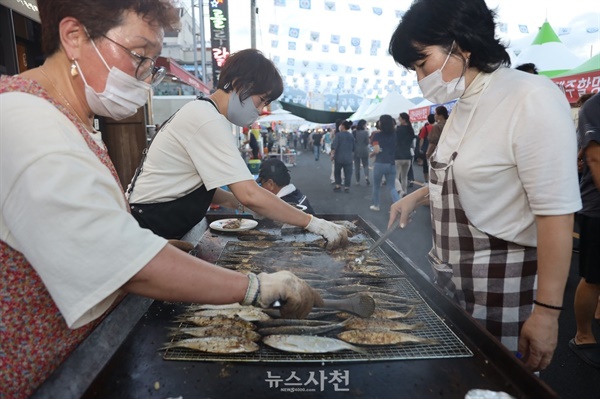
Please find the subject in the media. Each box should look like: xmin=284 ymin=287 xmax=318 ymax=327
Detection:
xmin=209 ymin=0 xmax=230 ymax=85
xmin=552 ymin=70 xmax=600 ymax=104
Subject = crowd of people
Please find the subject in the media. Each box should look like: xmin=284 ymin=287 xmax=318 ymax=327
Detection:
xmin=0 ymin=0 xmax=597 ymax=396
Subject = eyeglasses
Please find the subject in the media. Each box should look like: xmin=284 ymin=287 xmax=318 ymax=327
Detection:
xmin=100 ymin=34 xmax=166 ymax=86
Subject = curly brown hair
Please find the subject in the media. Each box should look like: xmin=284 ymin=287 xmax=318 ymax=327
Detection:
xmin=38 ymin=0 xmax=180 ymax=55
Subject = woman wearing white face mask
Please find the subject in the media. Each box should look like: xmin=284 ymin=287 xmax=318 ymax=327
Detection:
xmin=127 ymin=49 xmax=348 ymax=248
xmin=387 ymin=0 xmax=581 ymax=372
xmin=0 ymin=3 xmax=325 ymax=396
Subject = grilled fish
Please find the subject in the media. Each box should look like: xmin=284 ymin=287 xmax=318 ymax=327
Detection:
xmin=257 ymin=319 xmax=333 ymax=328
xmin=170 ymin=326 xmax=261 ymax=342
xmin=176 ymin=315 xmax=256 ymax=330
xmin=258 ymin=320 xmax=349 ymax=336
xmin=263 ymin=334 xmax=368 ymax=355
xmin=183 ymin=308 xmax=271 ymax=322
xmin=337 ymin=330 xmax=439 ymax=346
xmin=344 ymin=317 xmax=425 ymax=331
xmin=337 ymin=307 xmax=416 ymax=320
xmin=162 ymin=337 xmax=259 ymax=353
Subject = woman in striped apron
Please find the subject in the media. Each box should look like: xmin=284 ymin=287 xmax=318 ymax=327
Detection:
xmin=387 ymin=0 xmax=581 ymax=371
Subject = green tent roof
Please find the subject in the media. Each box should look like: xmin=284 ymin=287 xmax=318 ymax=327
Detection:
xmin=531 ymin=21 xmax=562 ymax=45
xmin=553 ymin=54 xmax=600 ymax=77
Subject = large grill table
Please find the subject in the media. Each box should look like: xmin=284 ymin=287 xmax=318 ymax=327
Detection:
xmin=81 ymin=215 xmax=558 ymax=399
xmin=164 ymin=240 xmax=473 ymax=363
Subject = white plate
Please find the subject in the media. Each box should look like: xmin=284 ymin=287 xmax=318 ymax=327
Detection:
xmin=209 ymin=218 xmax=258 ymax=232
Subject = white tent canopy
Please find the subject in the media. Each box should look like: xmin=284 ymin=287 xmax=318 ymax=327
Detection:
xmin=361 ymin=91 xmax=416 ymax=121
xmin=348 ymin=97 xmax=372 ymax=120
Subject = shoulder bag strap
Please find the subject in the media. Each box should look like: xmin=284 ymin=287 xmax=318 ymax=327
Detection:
xmin=127 ymin=96 xmax=219 ymax=197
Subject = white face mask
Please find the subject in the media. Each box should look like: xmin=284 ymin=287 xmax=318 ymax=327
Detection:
xmin=226 ymin=90 xmax=260 ymax=127
xmin=76 ymin=39 xmax=151 ymax=120
xmin=417 ymin=42 xmax=466 ymax=104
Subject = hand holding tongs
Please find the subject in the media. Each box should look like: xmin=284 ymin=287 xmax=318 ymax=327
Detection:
xmin=354 ymin=222 xmax=400 ymax=265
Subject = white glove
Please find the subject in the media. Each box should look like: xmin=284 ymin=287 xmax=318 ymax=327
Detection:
xmin=305 ymin=215 xmax=349 ymax=249
xmin=241 ymin=271 xmax=323 ymax=319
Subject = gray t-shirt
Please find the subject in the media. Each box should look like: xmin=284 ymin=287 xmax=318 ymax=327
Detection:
xmin=578 ymin=93 xmax=600 ymax=217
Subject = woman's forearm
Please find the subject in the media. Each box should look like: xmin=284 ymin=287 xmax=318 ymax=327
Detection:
xmin=123 ymin=244 xmax=248 ymax=304
xmin=229 ymin=180 xmax=312 ymax=228
xmin=534 ymin=214 xmax=574 ymax=307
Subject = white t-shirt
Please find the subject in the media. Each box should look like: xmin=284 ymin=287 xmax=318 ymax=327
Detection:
xmin=128 ymin=99 xmax=253 ymax=203
xmin=0 ymin=92 xmax=167 ymax=328
xmin=432 ymin=67 xmax=582 ymax=247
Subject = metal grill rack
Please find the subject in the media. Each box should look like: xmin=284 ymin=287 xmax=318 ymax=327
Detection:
xmin=164 ymin=239 xmax=473 ymax=363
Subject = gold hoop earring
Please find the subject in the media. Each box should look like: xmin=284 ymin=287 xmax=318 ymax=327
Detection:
xmin=70 ymin=60 xmax=79 ymax=77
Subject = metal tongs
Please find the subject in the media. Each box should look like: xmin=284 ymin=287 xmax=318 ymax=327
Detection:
xmin=354 ymin=222 xmax=400 ymax=265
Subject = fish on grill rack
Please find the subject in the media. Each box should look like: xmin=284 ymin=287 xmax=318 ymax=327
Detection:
xmin=262 ymin=335 xmax=369 ymax=355
xmin=169 ymin=326 xmax=262 ymax=342
xmin=175 ymin=315 xmax=256 ymax=330
xmin=343 ymin=317 xmax=425 ymax=331
xmin=336 ymin=307 xmax=416 ymax=320
xmin=337 ymin=330 xmax=439 ymax=346
xmin=162 ymin=337 xmax=259 ymax=353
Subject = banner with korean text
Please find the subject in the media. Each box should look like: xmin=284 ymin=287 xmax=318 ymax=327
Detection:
xmin=210 ymin=0 xmax=230 ymax=86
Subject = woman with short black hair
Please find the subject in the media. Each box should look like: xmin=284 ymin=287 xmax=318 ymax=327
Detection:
xmin=127 ymin=49 xmax=348 ymax=246
xmin=387 ymin=0 xmax=580 ymax=371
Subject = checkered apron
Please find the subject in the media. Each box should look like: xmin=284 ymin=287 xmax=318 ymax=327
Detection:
xmin=426 ymin=76 xmax=537 ymax=352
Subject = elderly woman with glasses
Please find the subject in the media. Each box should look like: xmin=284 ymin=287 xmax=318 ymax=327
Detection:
xmin=387 ymin=0 xmax=581 ymax=371
xmin=0 ymin=1 xmax=324 ymax=396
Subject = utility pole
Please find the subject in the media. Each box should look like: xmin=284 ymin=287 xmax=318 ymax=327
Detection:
xmin=191 ymin=0 xmax=199 ymax=94
xmin=250 ymin=0 xmax=257 ymax=49
xmin=198 ymin=0 xmax=207 ymax=86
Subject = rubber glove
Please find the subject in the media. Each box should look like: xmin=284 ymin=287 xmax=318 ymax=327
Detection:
xmin=304 ymin=215 xmax=349 ymax=249
xmin=241 ymin=271 xmax=323 ymax=318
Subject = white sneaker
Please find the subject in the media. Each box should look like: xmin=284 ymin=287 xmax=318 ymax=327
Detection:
xmin=369 ymin=205 xmax=380 ymax=211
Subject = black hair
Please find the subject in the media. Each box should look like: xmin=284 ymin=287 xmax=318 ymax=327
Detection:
xmin=217 ymin=49 xmax=283 ymax=103
xmin=334 ymin=119 xmax=343 ymax=133
xmin=341 ymin=120 xmax=352 ymax=130
xmin=357 ymin=119 xmax=367 ymax=130
xmin=427 ymin=114 xmax=436 ymax=124
xmin=515 ymin=63 xmax=539 ymax=74
xmin=379 ymin=114 xmax=395 ymax=134
xmin=258 ymin=158 xmax=291 ymax=186
xmin=435 ymin=106 xmax=449 ymax=119
xmin=388 ymin=0 xmax=510 ymax=73
xmin=399 ymin=112 xmax=411 ymax=124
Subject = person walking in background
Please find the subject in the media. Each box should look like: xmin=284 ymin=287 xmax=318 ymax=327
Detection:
xmin=330 ymin=119 xmax=343 ymax=184
xmin=323 ymin=129 xmax=332 ymax=154
xmin=258 ymin=158 xmax=315 ymax=214
xmin=388 ymin=0 xmax=580 ymax=370
xmin=312 ymin=129 xmax=323 ymax=161
xmin=417 ymin=114 xmax=435 ymax=183
xmin=354 ymin=119 xmax=371 ymax=186
xmin=515 ymin=63 xmax=539 ymax=74
xmin=394 ymin=113 xmax=415 ymax=197
xmin=570 ymin=92 xmax=600 ymax=368
xmin=370 ymin=115 xmax=401 ymax=211
xmin=425 ymin=105 xmax=449 ymax=159
xmin=331 ymin=120 xmax=355 ymax=193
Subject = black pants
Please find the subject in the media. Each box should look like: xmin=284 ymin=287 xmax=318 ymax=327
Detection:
xmin=354 ymin=156 xmax=369 ymax=182
xmin=334 ymin=162 xmax=353 ymax=188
